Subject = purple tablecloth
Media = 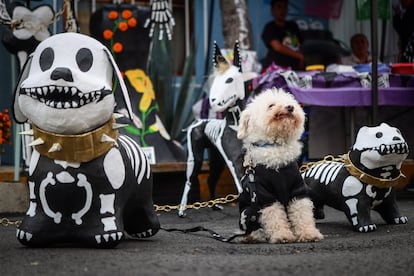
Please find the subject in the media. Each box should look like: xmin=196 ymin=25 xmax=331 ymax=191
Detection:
xmin=253 ymin=70 xmax=414 ymax=106
xmin=289 ymin=86 xmax=414 ymax=106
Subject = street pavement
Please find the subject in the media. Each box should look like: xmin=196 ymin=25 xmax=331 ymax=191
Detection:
xmin=1 ymin=192 xmax=414 ymax=276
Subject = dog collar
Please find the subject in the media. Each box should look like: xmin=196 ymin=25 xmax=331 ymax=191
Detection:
xmin=344 ymin=152 xmax=404 ymax=189
xmin=251 ymin=141 xmax=283 ymax=148
xmin=31 ymin=117 xmax=119 ymax=163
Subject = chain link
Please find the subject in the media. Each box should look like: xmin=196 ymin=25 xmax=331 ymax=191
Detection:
xmin=154 ymin=194 xmax=239 ymax=212
xmin=0 ymin=218 xmax=21 ymax=227
xmin=300 ymin=154 xmax=345 ymax=173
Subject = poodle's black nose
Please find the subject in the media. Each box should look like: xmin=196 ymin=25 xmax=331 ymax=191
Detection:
xmin=286 ymin=105 xmax=294 ymax=113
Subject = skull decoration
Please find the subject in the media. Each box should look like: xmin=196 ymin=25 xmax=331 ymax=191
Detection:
xmin=13 ymin=32 xmax=159 ymax=248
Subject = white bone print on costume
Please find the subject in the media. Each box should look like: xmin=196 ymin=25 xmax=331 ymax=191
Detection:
xmin=39 ymin=172 xmax=61 ymax=223
xmin=26 ymin=181 xmax=37 ymax=217
xmin=103 ymin=148 xmax=125 ymax=189
xmin=345 ymin=198 xmax=358 ymax=226
xmin=100 ymin=194 xmax=115 ymax=214
xmin=71 ymin=174 xmax=92 ymax=225
xmin=118 ymin=135 xmax=151 ymax=183
xmin=304 ymin=162 xmax=344 ymax=185
xmin=101 ymin=217 xmax=117 ymax=231
xmin=342 ymin=176 xmax=363 ymax=197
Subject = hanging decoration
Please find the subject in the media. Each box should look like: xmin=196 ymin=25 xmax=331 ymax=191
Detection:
xmin=144 ymin=0 xmax=175 ymax=40
xmin=0 ymin=0 xmax=11 ymax=25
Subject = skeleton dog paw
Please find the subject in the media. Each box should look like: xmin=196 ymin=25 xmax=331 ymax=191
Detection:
xmin=303 ymin=123 xmax=409 ymax=232
xmin=13 ymin=33 xmax=160 ymax=248
xmin=237 ymin=88 xmax=323 ymax=243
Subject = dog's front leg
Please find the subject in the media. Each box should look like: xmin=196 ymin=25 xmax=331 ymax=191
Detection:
xmin=288 ymin=198 xmax=323 ymax=242
xmin=261 ymin=202 xmax=296 ymax=243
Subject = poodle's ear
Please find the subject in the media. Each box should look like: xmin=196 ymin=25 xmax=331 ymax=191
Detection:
xmin=237 ymin=110 xmax=250 ymax=139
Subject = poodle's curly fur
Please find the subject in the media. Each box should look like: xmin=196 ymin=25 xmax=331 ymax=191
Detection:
xmin=237 ymin=88 xmax=323 ymax=243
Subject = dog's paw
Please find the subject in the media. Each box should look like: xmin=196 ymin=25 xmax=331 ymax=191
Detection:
xmin=268 ymin=231 xmax=296 ymax=244
xmin=295 ymin=229 xmax=323 ymax=242
xmin=356 ymin=224 xmax=377 ymax=233
xmin=393 ymin=216 xmax=408 ymax=224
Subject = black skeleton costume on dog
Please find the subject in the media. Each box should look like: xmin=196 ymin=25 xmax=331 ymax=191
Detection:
xmin=13 ymin=33 xmax=160 ymax=248
xmin=239 ymin=161 xmax=308 ymax=233
xmin=303 ymin=123 xmax=408 ymax=232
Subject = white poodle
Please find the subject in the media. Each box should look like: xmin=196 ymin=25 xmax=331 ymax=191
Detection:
xmin=237 ymin=88 xmax=323 ymax=243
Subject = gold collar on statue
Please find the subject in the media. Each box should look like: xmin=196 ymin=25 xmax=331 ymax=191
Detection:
xmin=31 ymin=118 xmax=119 ymax=163
xmin=344 ymin=152 xmax=404 ymax=189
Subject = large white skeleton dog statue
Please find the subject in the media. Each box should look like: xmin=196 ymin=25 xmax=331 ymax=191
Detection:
xmin=13 ymin=32 xmax=160 ymax=248
xmin=303 ymin=123 xmax=409 ymax=232
xmin=178 ymin=41 xmax=247 ymax=217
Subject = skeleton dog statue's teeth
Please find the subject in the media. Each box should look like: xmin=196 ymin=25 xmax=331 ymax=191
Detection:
xmin=21 ymin=86 xmax=111 ymax=109
xmin=94 ymin=231 xmax=123 ymax=244
xmin=16 ymin=229 xmax=33 ymax=241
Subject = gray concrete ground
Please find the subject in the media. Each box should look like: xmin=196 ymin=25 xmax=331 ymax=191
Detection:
xmin=1 ymin=192 xmax=414 ymax=276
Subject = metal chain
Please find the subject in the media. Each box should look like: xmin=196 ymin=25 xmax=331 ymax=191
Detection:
xmin=154 ymin=194 xmax=239 ymax=212
xmin=300 ymin=154 xmax=345 ymax=173
xmin=0 ymin=217 xmax=21 ymax=227
xmin=0 ymin=194 xmax=239 ymax=227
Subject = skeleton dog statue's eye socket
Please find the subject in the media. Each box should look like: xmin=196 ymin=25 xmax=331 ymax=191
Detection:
xmin=376 ymin=132 xmax=383 ymax=138
xmin=76 ymin=48 xmax=93 ymax=72
xmin=39 ymin=47 xmax=54 ymax=71
xmin=225 ymin=77 xmax=234 ymax=83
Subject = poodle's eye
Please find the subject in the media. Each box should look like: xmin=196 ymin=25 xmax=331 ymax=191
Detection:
xmin=396 ymin=129 xmax=401 ymax=134
xmin=225 ymin=77 xmax=233 ymax=83
xmin=76 ymin=48 xmax=93 ymax=72
xmin=376 ymin=132 xmax=383 ymax=138
xmin=268 ymin=103 xmax=275 ymax=109
xmin=39 ymin=47 xmax=54 ymax=71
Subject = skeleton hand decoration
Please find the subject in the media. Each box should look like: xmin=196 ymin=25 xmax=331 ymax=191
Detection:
xmin=0 ymin=0 xmax=11 ymax=25
xmin=144 ymin=0 xmax=175 ymax=40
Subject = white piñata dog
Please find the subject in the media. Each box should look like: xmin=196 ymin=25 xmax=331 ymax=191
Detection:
xmin=237 ymin=88 xmax=323 ymax=243
xmin=13 ymin=33 xmax=159 ymax=248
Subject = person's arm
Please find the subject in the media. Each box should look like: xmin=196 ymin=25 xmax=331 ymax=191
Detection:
xmin=269 ymin=39 xmax=304 ymax=64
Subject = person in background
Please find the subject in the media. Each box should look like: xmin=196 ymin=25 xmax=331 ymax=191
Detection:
xmin=341 ymin=33 xmax=372 ymax=65
xmin=261 ymin=0 xmax=304 ymax=71
xmin=393 ymin=0 xmax=414 ymax=62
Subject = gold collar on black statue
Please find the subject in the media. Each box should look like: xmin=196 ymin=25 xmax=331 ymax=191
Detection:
xmin=31 ymin=118 xmax=119 ymax=163
xmin=344 ymin=152 xmax=404 ymax=189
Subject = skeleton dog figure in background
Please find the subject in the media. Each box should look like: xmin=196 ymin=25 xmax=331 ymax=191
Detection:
xmin=13 ymin=32 xmax=160 ymax=248
xmin=303 ymin=123 xmax=408 ymax=232
xmin=178 ymin=41 xmax=247 ymax=217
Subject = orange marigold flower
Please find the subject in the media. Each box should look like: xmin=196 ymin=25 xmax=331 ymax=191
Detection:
xmin=103 ymin=29 xmax=113 ymax=40
xmin=113 ymin=42 xmax=123 ymax=53
xmin=118 ymin=21 xmax=128 ymax=32
xmin=108 ymin=11 xmax=118 ymax=20
xmin=122 ymin=9 xmax=132 ymax=19
xmin=127 ymin=18 xmax=137 ymax=28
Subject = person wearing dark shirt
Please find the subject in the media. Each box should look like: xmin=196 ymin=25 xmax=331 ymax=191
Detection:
xmin=393 ymin=0 xmax=414 ymax=62
xmin=261 ymin=0 xmax=304 ymax=70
